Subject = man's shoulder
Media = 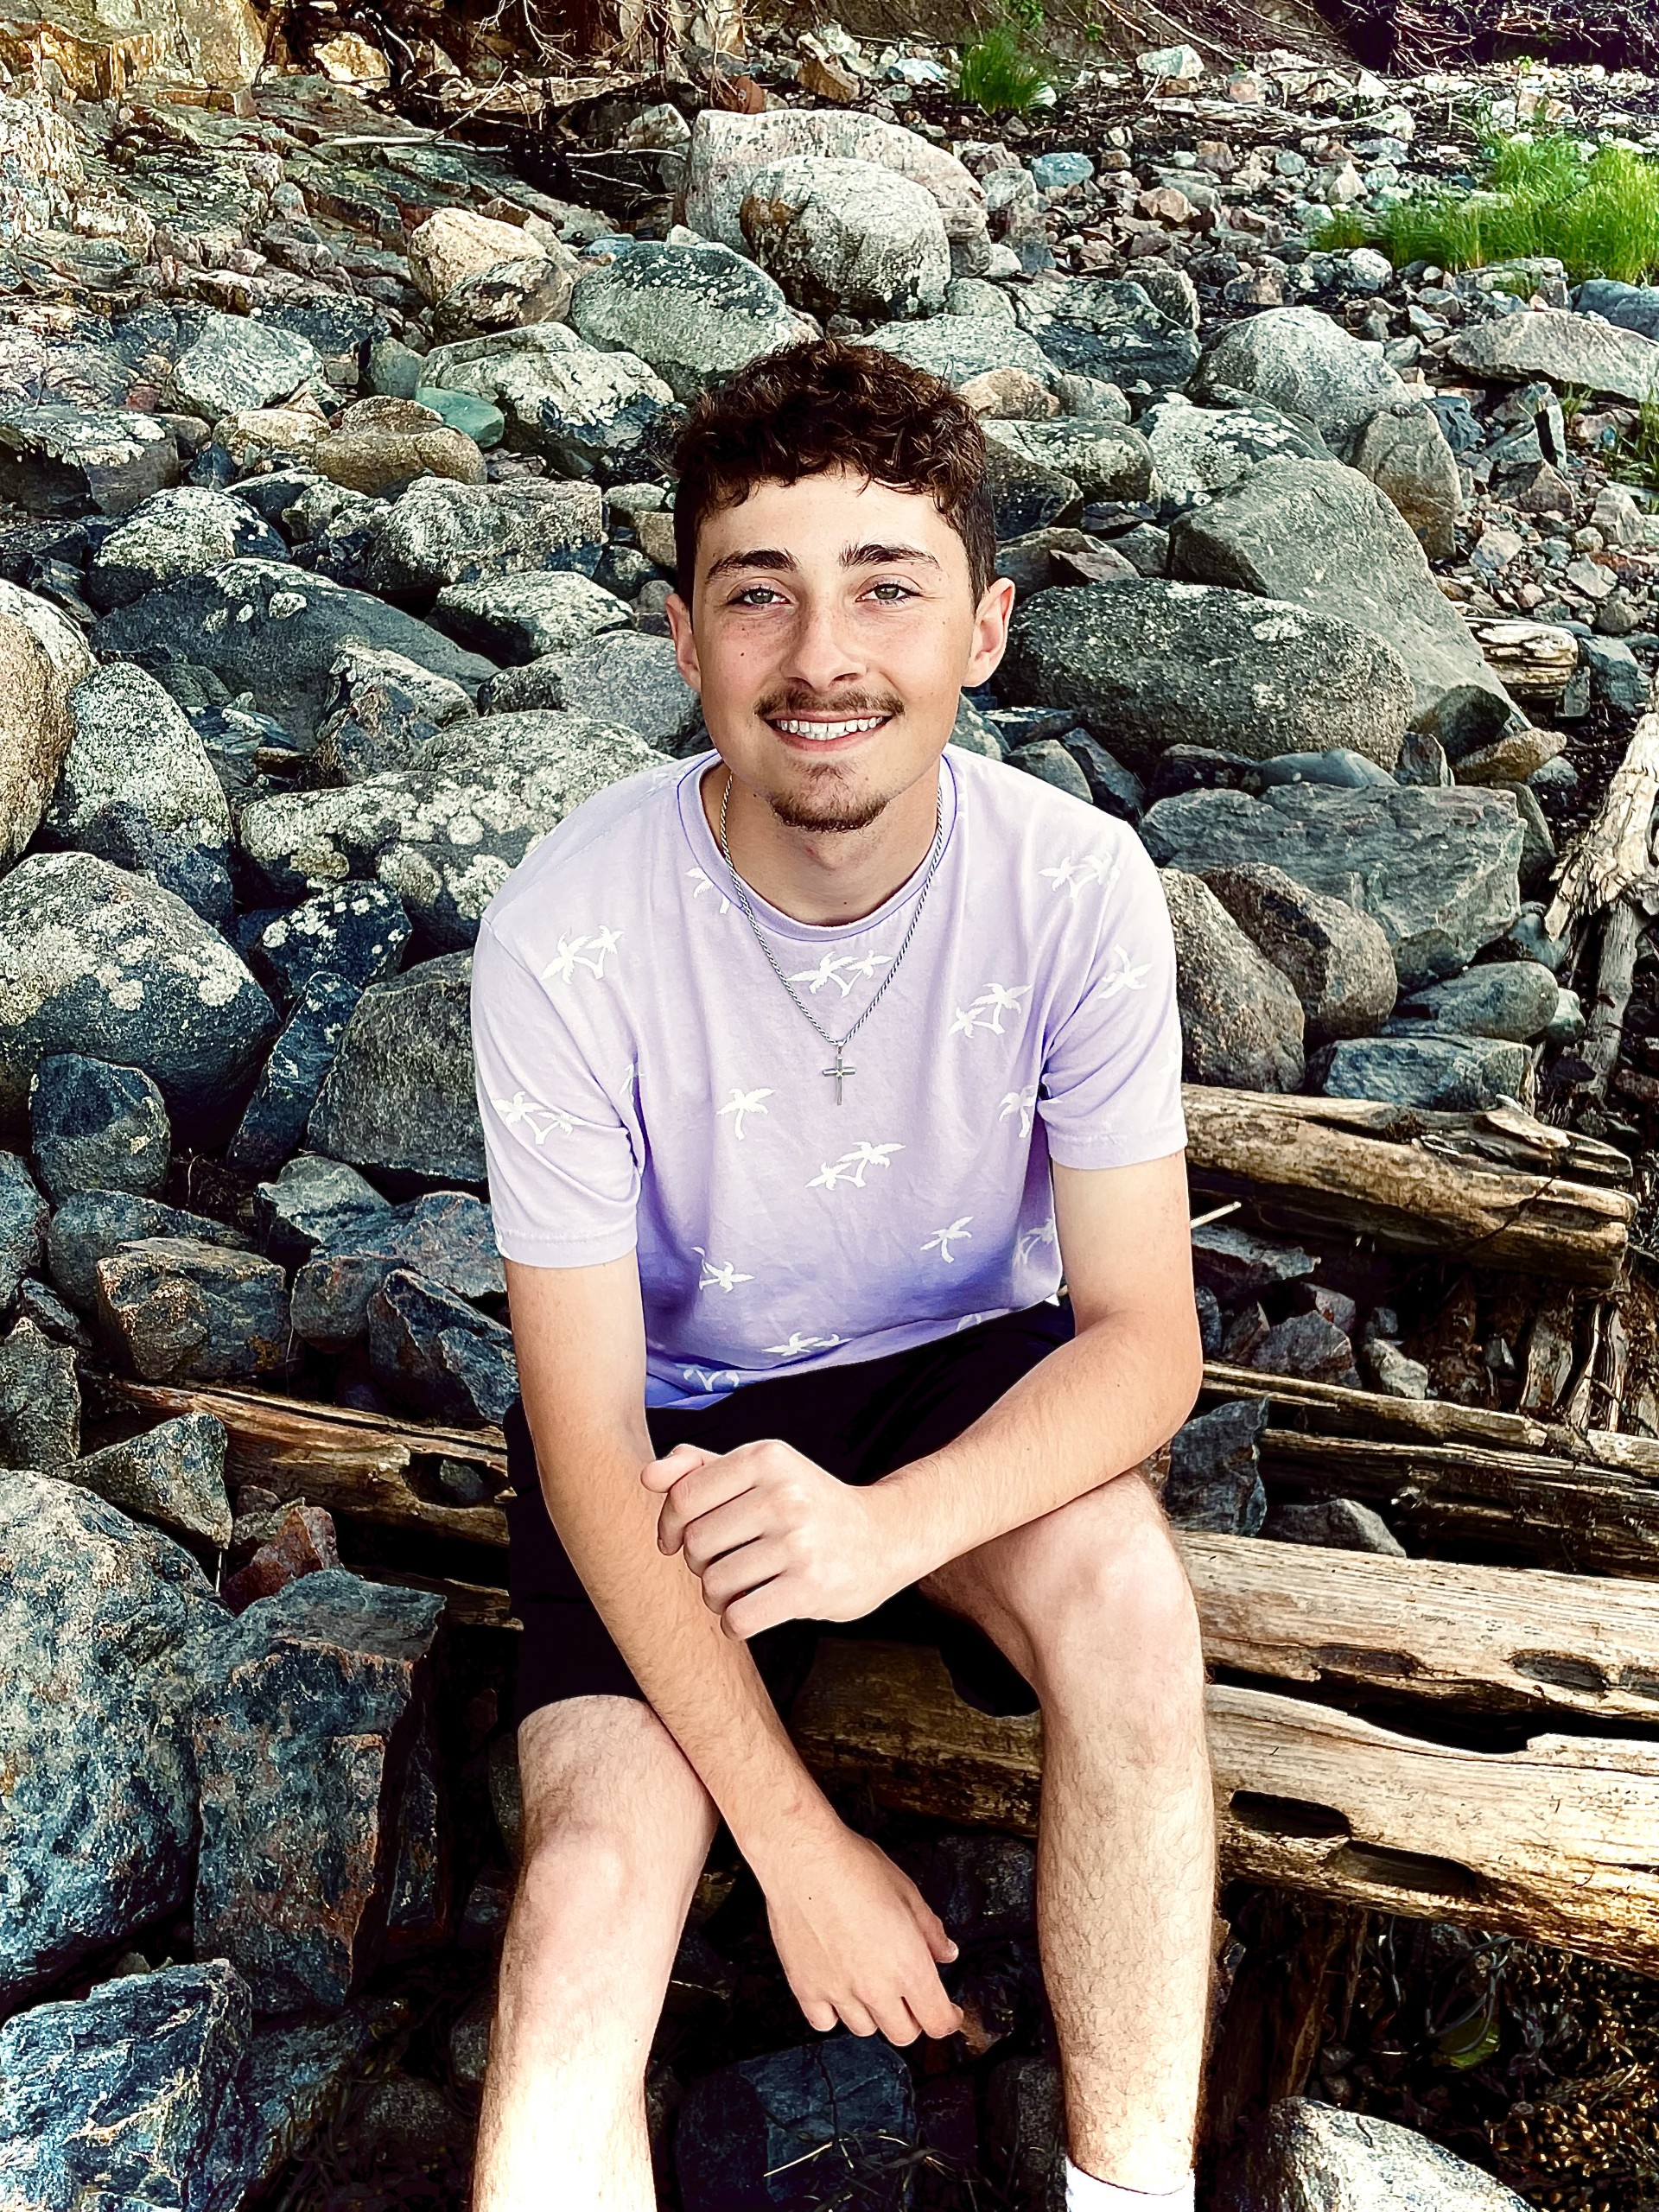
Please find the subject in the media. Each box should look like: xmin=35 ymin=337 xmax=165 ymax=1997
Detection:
xmin=951 ymin=743 xmax=1156 ymax=899
xmin=479 ymin=750 xmax=696 ymax=963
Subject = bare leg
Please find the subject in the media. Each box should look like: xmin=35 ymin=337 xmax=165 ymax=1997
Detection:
xmin=473 ymin=1694 xmax=720 ymax=2212
xmin=1029 ymin=1485 xmax=1216 ymax=2190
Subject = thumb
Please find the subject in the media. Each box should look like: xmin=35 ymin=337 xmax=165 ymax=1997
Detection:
xmin=640 ymin=1442 xmax=712 ymax=1491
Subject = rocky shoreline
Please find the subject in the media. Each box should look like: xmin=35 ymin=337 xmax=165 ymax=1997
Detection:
xmin=2 ymin=21 xmax=1658 ymax=2210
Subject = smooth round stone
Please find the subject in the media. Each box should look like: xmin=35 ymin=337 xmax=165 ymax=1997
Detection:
xmin=414 ymin=386 xmax=505 ymax=449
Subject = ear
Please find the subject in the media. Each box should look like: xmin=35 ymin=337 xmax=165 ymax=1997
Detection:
xmin=963 ymin=575 xmax=1016 ymax=690
xmin=665 ymin=590 xmax=703 ymax=695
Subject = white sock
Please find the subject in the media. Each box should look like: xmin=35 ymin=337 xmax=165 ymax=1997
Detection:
xmin=1062 ymin=2153 xmax=1196 ymax=2211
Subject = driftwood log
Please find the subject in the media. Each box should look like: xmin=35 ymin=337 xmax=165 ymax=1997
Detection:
xmin=789 ymin=1637 xmax=1659 ymax=1976
xmin=1181 ymin=1088 xmax=1633 ymax=1285
xmin=1201 ymin=1362 xmax=1659 ymax=1575
xmin=1544 ymin=669 xmax=1659 ymax=939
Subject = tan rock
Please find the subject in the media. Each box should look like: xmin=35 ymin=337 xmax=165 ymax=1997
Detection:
xmin=634 ymin=510 xmax=678 ymax=571
xmin=800 ymin=53 xmax=861 ymax=101
xmin=0 ymin=0 xmax=264 ymax=93
xmin=958 ymin=367 xmax=1058 ymax=420
xmin=215 ymin=400 xmax=329 ymax=468
xmin=408 ymin=208 xmax=547 ymax=307
xmin=1453 ymin=723 xmax=1564 ymax=785
xmin=314 ymin=31 xmax=390 ymax=84
xmin=0 ymin=581 xmax=96 ymax=872
xmin=339 ymin=397 xmax=447 ymax=435
xmin=313 ymin=427 xmax=486 ymax=496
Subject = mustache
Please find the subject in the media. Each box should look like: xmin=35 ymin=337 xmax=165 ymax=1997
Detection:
xmin=754 ymin=688 xmax=904 ymax=721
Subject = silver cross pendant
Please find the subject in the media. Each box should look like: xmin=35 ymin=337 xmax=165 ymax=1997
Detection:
xmin=823 ymin=1043 xmax=855 ymax=1104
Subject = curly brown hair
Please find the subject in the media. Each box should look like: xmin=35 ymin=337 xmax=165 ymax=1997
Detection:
xmin=671 ymin=339 xmax=995 ymax=608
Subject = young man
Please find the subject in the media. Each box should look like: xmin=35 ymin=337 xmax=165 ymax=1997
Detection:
xmin=468 ymin=340 xmax=1211 ymax=2212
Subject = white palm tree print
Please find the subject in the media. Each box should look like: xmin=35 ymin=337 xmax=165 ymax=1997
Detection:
xmin=1017 ymin=1219 xmax=1058 ymax=1264
xmin=688 ymin=867 xmax=730 ymax=914
xmin=718 ymin=1088 xmax=773 ymax=1139
xmin=1039 ymin=852 xmax=1120 ymax=900
xmin=923 ymin=1217 xmax=974 ymax=1262
xmin=949 ymin=982 xmax=1033 ymax=1040
xmin=809 ymin=1141 xmax=904 ymax=1190
xmin=490 ymin=1091 xmax=576 ymax=1143
xmin=694 ymin=1246 xmax=753 ymax=1293
xmin=999 ymin=1086 xmax=1038 ymax=1137
xmin=1100 ymin=944 xmax=1151 ymax=997
xmin=764 ymin=1332 xmax=844 ymax=1357
xmin=541 ymin=929 xmax=622 ymax=983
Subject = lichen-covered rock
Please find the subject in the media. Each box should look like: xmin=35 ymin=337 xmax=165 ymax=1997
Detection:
xmin=408 ymin=206 xmax=548 ymax=305
xmin=84 ymin=484 xmax=285 ymax=609
xmin=0 ymin=576 xmax=96 ymax=872
xmin=251 ymin=881 xmax=411 ymax=1007
xmin=170 ymin=311 xmax=321 ymax=420
xmin=1313 ymin=1034 xmax=1530 ymax=1110
xmin=1163 ymin=1399 xmax=1268 ymax=1533
xmin=238 ymin=715 xmax=661 ymax=948
xmin=1013 ymin=274 xmax=1200 ymax=392
xmin=47 ymin=660 xmax=233 ymax=850
xmin=1141 ymin=392 xmax=1328 ymax=497
xmin=1217 ymin=2096 xmax=1537 ymax=2209
xmin=1198 ymin=863 xmax=1397 ymax=1045
xmin=1141 ymin=785 xmax=1525 ymax=990
xmin=1000 ymin=579 xmax=1412 ymax=772
xmin=93 ymin=1236 xmax=296 ymax=1383
xmin=1167 ymin=458 xmax=1514 ymax=743
xmin=96 ymin=559 xmax=496 ymax=743
xmin=357 ymin=475 xmax=607 ymax=600
xmin=684 ymin=105 xmax=988 ymax=259
xmin=863 ymin=313 xmax=1058 ymax=393
xmin=0 ymin=852 xmax=278 ymax=1143
xmin=1190 ymin=306 xmax=1409 ymax=451
xmin=0 ymin=404 xmax=179 ymax=517
xmin=0 ymin=1960 xmax=256 ymax=2209
xmin=433 ymin=569 xmax=631 ymax=664
xmin=28 ymin=1051 xmax=171 ymax=1201
xmin=0 ymin=1313 xmax=78 ymax=1466
xmin=226 ymin=969 xmax=361 ymax=1177
xmin=308 ymin=952 xmax=486 ymax=1181
xmin=0 ymin=1147 xmax=45 ymax=1307
xmin=1446 ymin=307 xmax=1659 ymax=404
xmin=366 ymin=1265 xmax=518 ymax=1423
xmin=1161 ymin=869 xmax=1306 ymax=1090
xmin=419 ymin=323 xmax=674 ymax=482
xmin=0 ymin=1476 xmax=230 ymax=2004
xmin=479 ymin=630 xmax=701 ymax=750
xmin=46 ymin=1186 xmax=252 ymax=1313
xmin=569 ymin=238 xmax=804 ymax=401
xmin=740 ymin=155 xmax=950 ymax=320
xmin=253 ymin=1151 xmax=392 ymax=1265
xmin=193 ymin=1568 xmax=446 ymax=2014
xmin=292 ymin=1189 xmax=503 ymax=1349
xmin=65 ymin=1411 xmax=232 ymax=1547
xmin=982 ymin=416 xmax=1156 ymax=503
xmin=1349 ymin=397 xmax=1464 ymax=561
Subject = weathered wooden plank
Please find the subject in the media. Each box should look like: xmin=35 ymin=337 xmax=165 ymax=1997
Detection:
xmin=789 ymin=1637 xmax=1659 ymax=1975
xmin=1182 ymin=1086 xmax=1633 ymax=1284
xmin=1182 ymin=1531 xmax=1659 ymax=1721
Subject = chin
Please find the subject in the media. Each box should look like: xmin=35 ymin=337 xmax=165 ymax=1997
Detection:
xmin=766 ymin=764 xmax=892 ymax=836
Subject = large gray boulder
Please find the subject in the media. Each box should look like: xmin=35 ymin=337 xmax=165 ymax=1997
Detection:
xmin=47 ymin=661 xmax=231 ymax=851
xmin=480 ymin=630 xmax=701 ymax=749
xmin=684 ymin=105 xmax=988 ymax=263
xmin=170 ymin=312 xmax=321 ymax=419
xmin=0 ymin=1472 xmax=231 ymax=2005
xmin=0 ymin=404 xmax=179 ymax=517
xmin=982 ymin=418 xmax=1155 ymax=503
xmin=357 ymin=474 xmax=607 ymax=598
xmin=308 ymin=951 xmax=486 ymax=1180
xmin=1168 ymin=458 xmax=1514 ymax=744
xmin=740 ymin=156 xmax=950 ymax=320
xmin=238 ymin=713 xmax=660 ymax=949
xmin=1141 ymin=393 xmax=1328 ymax=497
xmin=419 ymin=323 xmax=674 ymax=482
xmin=999 ymin=579 xmax=1413 ymax=772
xmin=1446 ymin=306 xmax=1659 ymax=402
xmin=0 ymin=577 xmax=95 ymax=873
xmin=1189 ymin=305 xmax=1408 ymax=452
xmin=0 ymin=853 xmax=278 ymax=1141
xmin=570 ymin=238 xmax=804 ymax=401
xmin=863 ymin=313 xmax=1059 ymax=392
xmin=85 ymin=484 xmax=284 ymax=609
xmin=96 ymin=559 xmax=496 ymax=743
xmin=433 ymin=570 xmax=631 ymax=663
xmin=1200 ymin=863 xmax=1397 ymax=1044
xmin=1141 ymin=784 xmax=1524 ymax=988
xmin=1161 ymin=868 xmax=1305 ymax=1090
xmin=1012 ymin=275 xmax=1200 ymax=393
xmin=1217 ymin=2098 xmax=1537 ymax=2209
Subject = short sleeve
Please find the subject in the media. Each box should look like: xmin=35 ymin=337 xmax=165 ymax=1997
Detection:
xmin=469 ymin=917 xmax=641 ymax=1267
xmin=1036 ymin=834 xmax=1186 ymax=1171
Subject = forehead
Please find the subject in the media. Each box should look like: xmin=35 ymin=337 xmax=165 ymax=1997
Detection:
xmin=695 ymin=465 xmax=965 ymax=574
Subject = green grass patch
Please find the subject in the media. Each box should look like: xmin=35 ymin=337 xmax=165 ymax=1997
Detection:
xmin=1309 ymin=129 xmax=1659 ymax=285
xmin=958 ymin=21 xmax=1050 ymax=114
xmin=1609 ymin=393 xmax=1659 ymax=492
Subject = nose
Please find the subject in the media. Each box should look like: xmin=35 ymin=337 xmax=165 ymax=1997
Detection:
xmin=782 ymin=590 xmax=863 ymax=698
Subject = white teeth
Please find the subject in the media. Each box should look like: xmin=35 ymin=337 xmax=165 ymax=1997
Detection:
xmin=774 ymin=715 xmax=885 ymax=740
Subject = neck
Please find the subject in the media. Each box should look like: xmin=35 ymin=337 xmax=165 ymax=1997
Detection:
xmin=702 ymin=760 xmax=943 ymax=927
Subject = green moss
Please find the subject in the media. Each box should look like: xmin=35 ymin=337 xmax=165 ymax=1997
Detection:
xmin=1308 ymin=129 xmax=1659 ymax=286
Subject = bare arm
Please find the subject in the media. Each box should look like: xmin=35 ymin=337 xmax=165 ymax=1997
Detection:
xmin=505 ymin=1249 xmax=832 ymax=1866
xmin=864 ymin=1150 xmax=1202 ymax=1586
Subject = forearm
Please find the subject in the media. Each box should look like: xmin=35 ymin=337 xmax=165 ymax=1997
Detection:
xmin=868 ymin=1306 xmax=1202 ymax=1587
xmin=529 ymin=1409 xmax=837 ymax=1872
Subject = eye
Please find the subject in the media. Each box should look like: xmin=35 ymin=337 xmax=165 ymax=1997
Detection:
xmin=864 ymin=579 xmax=919 ymax=603
xmin=730 ymin=584 xmax=785 ymax=607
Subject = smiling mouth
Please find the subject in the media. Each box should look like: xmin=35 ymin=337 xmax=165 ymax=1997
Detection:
xmin=767 ymin=713 xmax=892 ymax=742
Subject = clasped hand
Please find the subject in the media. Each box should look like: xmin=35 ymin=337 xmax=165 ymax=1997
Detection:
xmin=640 ymin=1438 xmax=901 ymax=1639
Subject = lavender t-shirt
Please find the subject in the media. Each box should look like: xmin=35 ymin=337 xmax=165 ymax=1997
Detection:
xmin=470 ymin=745 xmax=1185 ymax=1408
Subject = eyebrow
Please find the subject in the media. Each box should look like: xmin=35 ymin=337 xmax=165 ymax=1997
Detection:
xmin=703 ymin=540 xmax=943 ymax=583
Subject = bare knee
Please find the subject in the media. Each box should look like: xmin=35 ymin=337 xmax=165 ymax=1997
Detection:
xmin=1020 ymin=1481 xmax=1205 ymax=1719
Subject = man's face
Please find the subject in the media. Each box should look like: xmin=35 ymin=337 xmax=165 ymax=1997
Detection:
xmin=665 ymin=466 xmax=1014 ymax=835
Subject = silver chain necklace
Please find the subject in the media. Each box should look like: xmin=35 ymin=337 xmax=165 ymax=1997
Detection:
xmin=717 ymin=768 xmax=946 ymax=1103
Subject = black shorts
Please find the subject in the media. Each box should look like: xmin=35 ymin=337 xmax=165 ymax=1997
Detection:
xmin=505 ymin=1300 xmax=1077 ymax=1730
